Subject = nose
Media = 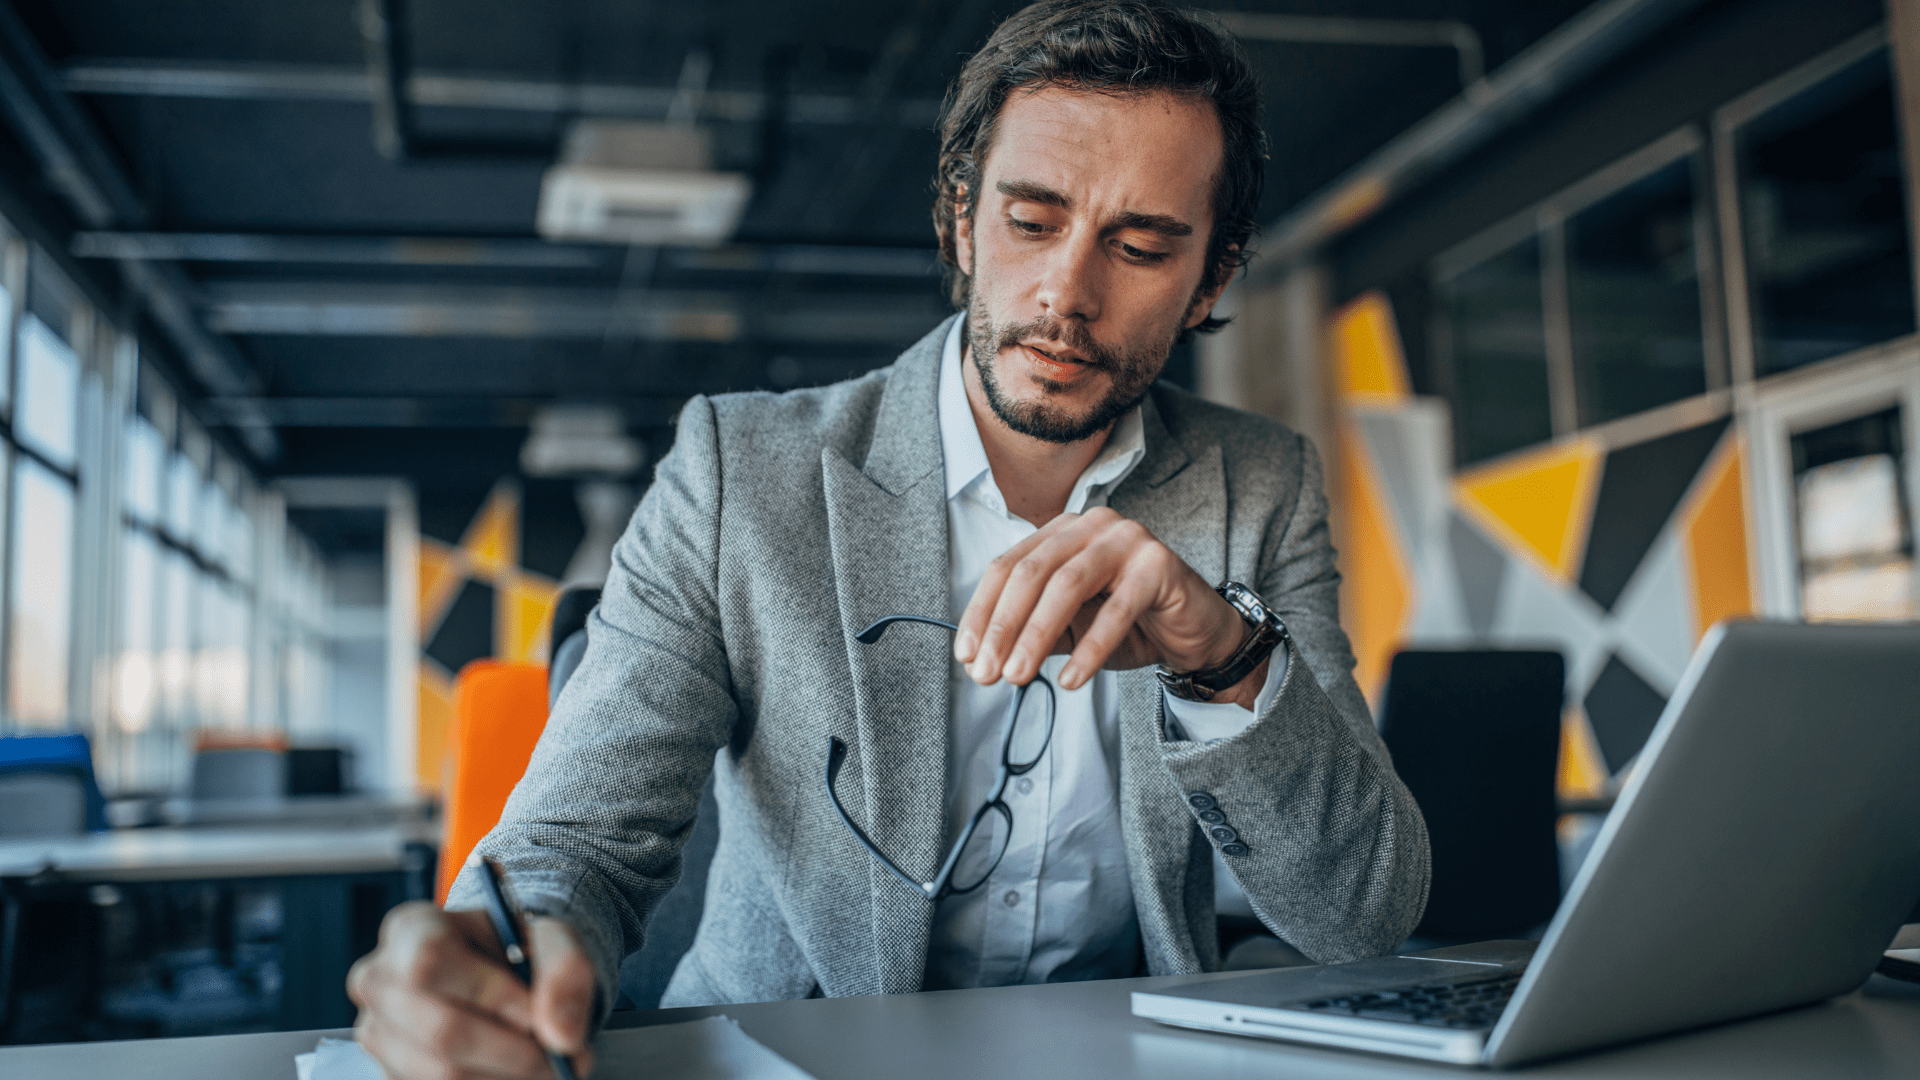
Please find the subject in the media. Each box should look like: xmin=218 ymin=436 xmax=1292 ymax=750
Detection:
xmin=1034 ymin=230 xmax=1103 ymax=324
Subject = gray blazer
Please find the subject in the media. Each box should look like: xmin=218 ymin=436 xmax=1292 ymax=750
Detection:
xmin=449 ymin=316 xmax=1429 ymax=1016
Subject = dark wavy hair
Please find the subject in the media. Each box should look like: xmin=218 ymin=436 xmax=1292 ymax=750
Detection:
xmin=932 ymin=0 xmax=1266 ymax=335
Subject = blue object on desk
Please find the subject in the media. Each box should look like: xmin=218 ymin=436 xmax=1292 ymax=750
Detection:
xmin=0 ymin=734 xmax=107 ymax=833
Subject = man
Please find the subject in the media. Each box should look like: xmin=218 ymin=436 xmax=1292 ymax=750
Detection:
xmin=349 ymin=2 xmax=1429 ymax=1076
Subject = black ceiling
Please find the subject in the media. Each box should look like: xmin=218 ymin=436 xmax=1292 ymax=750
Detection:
xmin=10 ymin=0 xmax=1595 ymax=488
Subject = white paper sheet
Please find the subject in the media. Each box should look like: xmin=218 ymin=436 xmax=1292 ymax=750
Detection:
xmin=296 ymin=1016 xmax=816 ymax=1080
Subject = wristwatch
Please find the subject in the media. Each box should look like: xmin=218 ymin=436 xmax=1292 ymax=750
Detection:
xmin=1155 ymin=581 xmax=1288 ymax=703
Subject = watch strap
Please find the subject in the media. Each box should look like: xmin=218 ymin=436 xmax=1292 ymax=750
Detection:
xmin=1156 ymin=581 xmax=1287 ymax=703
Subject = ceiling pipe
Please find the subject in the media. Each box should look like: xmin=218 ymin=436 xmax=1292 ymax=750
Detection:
xmin=72 ymin=232 xmax=941 ymax=277
xmin=354 ymin=0 xmax=554 ymax=162
xmin=1254 ymin=0 xmax=1710 ymax=271
xmin=57 ymin=59 xmax=945 ymax=128
xmin=1210 ymin=12 xmax=1486 ymax=95
xmin=0 ymin=0 xmax=277 ymax=460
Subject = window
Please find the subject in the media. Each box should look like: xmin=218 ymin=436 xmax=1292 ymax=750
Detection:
xmin=16 ymin=315 xmax=78 ymax=469
xmin=1737 ymin=48 xmax=1915 ymax=376
xmin=9 ymin=457 xmax=75 ymax=725
xmin=1566 ymin=158 xmax=1708 ymax=425
xmin=1437 ymin=235 xmax=1554 ymax=465
xmin=1792 ymin=407 xmax=1913 ymax=621
xmin=1433 ymin=133 xmax=1711 ymax=465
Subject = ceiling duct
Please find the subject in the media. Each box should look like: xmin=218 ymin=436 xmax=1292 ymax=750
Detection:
xmin=536 ymin=119 xmax=751 ymax=246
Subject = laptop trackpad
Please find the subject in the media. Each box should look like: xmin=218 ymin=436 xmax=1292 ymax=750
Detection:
xmin=1174 ymin=956 xmax=1502 ymax=1007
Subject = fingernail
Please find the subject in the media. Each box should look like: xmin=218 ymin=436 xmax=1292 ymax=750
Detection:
xmin=1006 ymin=650 xmax=1028 ymax=677
xmin=954 ymin=629 xmax=976 ymax=660
xmin=1059 ymin=665 xmax=1080 ymax=688
xmin=971 ymin=655 xmax=995 ymax=684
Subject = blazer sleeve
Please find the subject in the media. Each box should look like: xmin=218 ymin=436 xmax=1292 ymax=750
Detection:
xmin=1155 ymin=433 xmax=1431 ymax=964
xmin=444 ymin=396 xmax=736 ymax=1022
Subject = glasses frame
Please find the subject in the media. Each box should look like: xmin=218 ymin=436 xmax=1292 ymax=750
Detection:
xmin=824 ymin=615 xmax=1057 ymax=903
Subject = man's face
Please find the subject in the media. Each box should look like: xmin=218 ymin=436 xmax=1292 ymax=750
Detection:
xmin=956 ymin=86 xmax=1228 ymax=445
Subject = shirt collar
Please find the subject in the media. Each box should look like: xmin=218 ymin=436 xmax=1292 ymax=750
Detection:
xmin=937 ymin=315 xmax=1146 ymax=514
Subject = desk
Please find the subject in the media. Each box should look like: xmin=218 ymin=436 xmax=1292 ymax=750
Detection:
xmin=5 ymin=970 xmax=1916 ymax=1079
xmin=0 ymin=825 xmax=436 ymax=1037
xmin=0 ymin=823 xmax=434 ymax=883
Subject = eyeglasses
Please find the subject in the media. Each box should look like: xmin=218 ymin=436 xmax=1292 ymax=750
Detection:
xmin=825 ymin=615 xmax=1057 ymax=902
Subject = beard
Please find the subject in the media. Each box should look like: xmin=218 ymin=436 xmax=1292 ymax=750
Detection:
xmin=965 ymin=275 xmax=1177 ymax=446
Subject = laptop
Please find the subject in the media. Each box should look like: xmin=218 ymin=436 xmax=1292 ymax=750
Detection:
xmin=1133 ymin=621 xmax=1920 ymax=1068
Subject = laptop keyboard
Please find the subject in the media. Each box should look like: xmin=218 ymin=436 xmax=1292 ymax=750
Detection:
xmin=1282 ymin=970 xmax=1524 ymax=1029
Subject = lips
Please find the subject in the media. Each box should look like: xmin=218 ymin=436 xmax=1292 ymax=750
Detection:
xmin=1019 ymin=342 xmax=1098 ymax=383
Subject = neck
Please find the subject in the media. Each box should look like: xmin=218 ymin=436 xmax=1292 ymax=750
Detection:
xmin=962 ymin=340 xmax=1112 ymax=527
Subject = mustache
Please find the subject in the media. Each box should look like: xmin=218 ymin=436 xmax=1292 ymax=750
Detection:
xmin=992 ymin=316 xmax=1122 ymax=371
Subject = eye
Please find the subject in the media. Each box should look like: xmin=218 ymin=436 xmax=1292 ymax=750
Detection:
xmin=1007 ymin=216 xmax=1050 ymax=237
xmin=1117 ymin=241 xmax=1169 ymax=264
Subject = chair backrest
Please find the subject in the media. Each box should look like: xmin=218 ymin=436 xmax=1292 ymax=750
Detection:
xmin=0 ymin=772 xmax=87 ymax=837
xmin=1378 ymin=649 xmax=1566 ymax=939
xmin=287 ymin=747 xmax=350 ymax=796
xmin=0 ymin=733 xmax=107 ymax=831
xmin=190 ymin=747 xmax=286 ymax=800
xmin=548 ymin=586 xmax=602 ymax=709
xmin=437 ymin=660 xmax=551 ymax=903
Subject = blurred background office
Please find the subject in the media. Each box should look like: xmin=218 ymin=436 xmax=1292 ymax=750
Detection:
xmin=0 ymin=0 xmax=1914 ymax=1048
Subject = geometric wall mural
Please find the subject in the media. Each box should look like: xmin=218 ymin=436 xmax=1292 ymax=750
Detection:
xmin=413 ymin=480 xmax=572 ymax=794
xmin=1327 ymin=291 xmax=1757 ymax=801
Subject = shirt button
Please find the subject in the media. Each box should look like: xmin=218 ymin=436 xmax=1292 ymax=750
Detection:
xmin=1187 ymin=792 xmax=1217 ymax=812
xmin=1017 ymin=777 xmax=1034 ymax=795
xmin=1222 ymin=842 xmax=1251 ymax=858
xmin=1198 ymin=809 xmax=1226 ymax=825
xmin=1210 ymin=825 xmax=1240 ymax=844
xmin=1004 ymin=890 xmax=1020 ymax=907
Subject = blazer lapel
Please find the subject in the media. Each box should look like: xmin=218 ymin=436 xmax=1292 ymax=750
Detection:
xmin=1108 ymin=390 xmax=1227 ymax=974
xmin=821 ymin=319 xmax=954 ymax=994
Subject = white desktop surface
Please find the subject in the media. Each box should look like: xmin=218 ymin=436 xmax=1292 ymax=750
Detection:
xmin=0 ymin=822 xmax=430 ymax=881
xmin=3 ymin=970 xmax=1915 ymax=1079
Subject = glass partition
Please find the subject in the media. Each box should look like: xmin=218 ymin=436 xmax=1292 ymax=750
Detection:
xmin=1436 ymin=235 xmax=1554 ymax=465
xmin=1566 ymin=157 xmax=1708 ymax=425
xmin=1739 ymin=49 xmax=1916 ymax=375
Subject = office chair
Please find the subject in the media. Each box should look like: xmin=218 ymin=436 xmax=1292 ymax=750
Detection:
xmin=0 ymin=734 xmax=107 ymax=835
xmin=437 ymin=660 xmax=554 ymax=903
xmin=1378 ymin=649 xmax=1566 ymax=942
xmin=545 ymin=585 xmax=721 ymax=1011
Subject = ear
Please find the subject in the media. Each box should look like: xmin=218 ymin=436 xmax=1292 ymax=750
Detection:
xmin=1182 ymin=244 xmax=1238 ymax=330
xmin=953 ymin=184 xmax=974 ymax=274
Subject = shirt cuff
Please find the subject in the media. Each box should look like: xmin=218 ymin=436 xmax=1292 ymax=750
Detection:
xmin=1161 ymin=644 xmax=1287 ymax=743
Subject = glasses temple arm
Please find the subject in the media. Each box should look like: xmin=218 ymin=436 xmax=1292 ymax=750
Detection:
xmin=825 ymin=738 xmax=938 ymax=899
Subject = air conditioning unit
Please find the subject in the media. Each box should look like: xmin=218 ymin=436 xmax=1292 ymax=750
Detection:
xmin=536 ymin=120 xmax=751 ymax=246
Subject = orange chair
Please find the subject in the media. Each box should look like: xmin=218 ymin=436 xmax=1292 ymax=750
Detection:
xmin=436 ymin=660 xmax=551 ymax=903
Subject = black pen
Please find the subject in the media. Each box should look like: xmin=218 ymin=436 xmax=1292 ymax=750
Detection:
xmin=470 ymin=853 xmax=581 ymax=1080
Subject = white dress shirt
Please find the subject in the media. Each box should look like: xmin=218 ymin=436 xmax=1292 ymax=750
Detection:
xmin=923 ymin=317 xmax=1285 ymax=989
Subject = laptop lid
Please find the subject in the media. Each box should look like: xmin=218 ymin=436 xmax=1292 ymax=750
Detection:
xmin=1486 ymin=621 xmax=1920 ymax=1068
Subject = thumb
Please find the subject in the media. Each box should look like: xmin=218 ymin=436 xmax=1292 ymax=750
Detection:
xmin=528 ymin=916 xmax=596 ymax=1057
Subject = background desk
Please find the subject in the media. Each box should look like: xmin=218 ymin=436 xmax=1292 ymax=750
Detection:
xmin=6 ymin=969 xmax=1916 ymax=1078
xmin=0 ymin=824 xmax=436 ymax=1039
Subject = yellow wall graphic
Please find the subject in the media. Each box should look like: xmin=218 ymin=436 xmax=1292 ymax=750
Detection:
xmin=1331 ymin=291 xmax=1411 ymax=403
xmin=1455 ymin=439 xmax=1604 ymax=585
xmin=1679 ymin=439 xmax=1756 ymax=642
xmin=415 ymin=480 xmax=560 ymax=795
xmin=1334 ymin=422 xmax=1414 ymax=706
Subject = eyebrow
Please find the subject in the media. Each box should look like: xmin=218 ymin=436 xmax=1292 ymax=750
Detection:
xmin=995 ymin=179 xmax=1195 ymax=239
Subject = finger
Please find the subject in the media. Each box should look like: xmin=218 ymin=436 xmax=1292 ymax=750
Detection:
xmin=955 ymin=524 xmax=1057 ymax=664
xmin=528 ymin=917 xmax=597 ymax=1057
xmin=1001 ymin=532 xmax=1134 ymax=686
xmin=392 ymin=909 xmax=534 ymax=1030
xmin=1058 ymin=572 xmax=1158 ymax=689
xmin=969 ymin=519 xmax=1101 ymax=684
xmin=358 ymin=984 xmax=555 ymax=1080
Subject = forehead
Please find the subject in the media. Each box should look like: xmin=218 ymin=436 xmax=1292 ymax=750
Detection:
xmin=982 ymin=86 xmax=1222 ymax=223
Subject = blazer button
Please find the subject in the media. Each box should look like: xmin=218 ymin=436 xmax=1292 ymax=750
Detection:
xmin=1209 ymin=825 xmax=1239 ymax=844
xmin=1222 ymin=842 xmax=1251 ymax=858
xmin=1186 ymin=792 xmax=1217 ymax=812
xmin=1198 ymin=809 xmax=1226 ymax=825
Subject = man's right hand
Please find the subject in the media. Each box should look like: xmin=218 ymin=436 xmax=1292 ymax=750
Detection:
xmin=348 ymin=902 xmax=597 ymax=1080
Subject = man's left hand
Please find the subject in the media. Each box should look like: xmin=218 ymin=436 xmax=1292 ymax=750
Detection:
xmin=954 ymin=507 xmax=1263 ymax=707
